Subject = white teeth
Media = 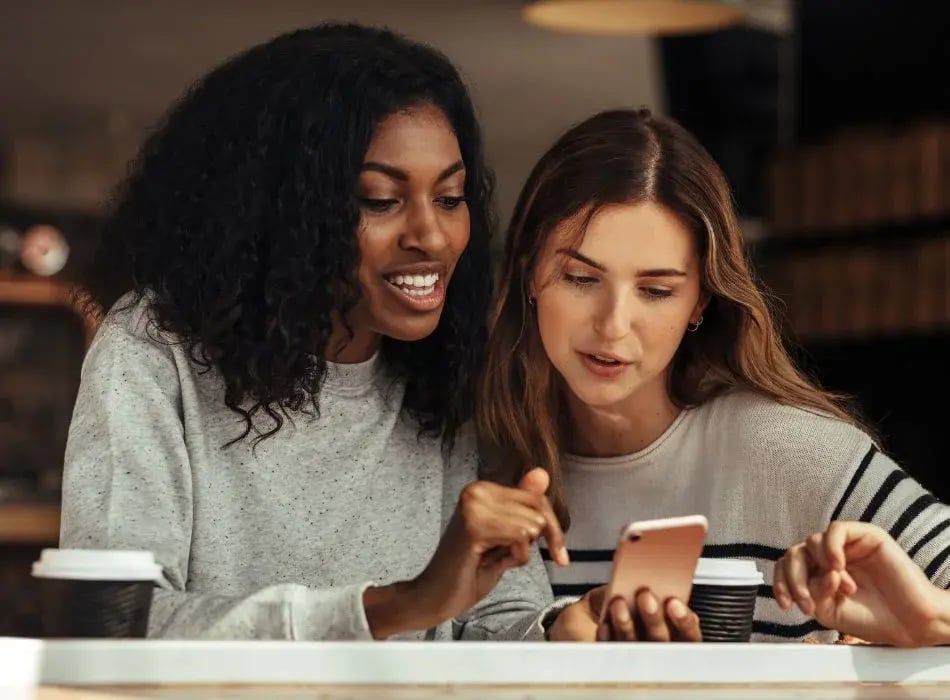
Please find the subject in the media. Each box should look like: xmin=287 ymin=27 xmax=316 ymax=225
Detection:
xmin=386 ymin=272 xmax=440 ymax=288
xmin=405 ymin=286 xmax=436 ymax=297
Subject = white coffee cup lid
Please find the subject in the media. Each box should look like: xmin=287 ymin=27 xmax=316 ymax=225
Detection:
xmin=32 ymin=549 xmax=162 ymax=581
xmin=693 ymin=557 xmax=764 ymax=586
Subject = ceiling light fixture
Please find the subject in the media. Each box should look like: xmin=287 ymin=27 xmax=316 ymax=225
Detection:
xmin=523 ymin=0 xmax=745 ymax=36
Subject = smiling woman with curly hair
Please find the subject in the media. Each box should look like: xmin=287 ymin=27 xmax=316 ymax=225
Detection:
xmin=60 ymin=23 xmax=565 ymax=642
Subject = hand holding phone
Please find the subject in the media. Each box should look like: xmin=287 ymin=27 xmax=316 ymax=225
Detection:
xmin=598 ymin=514 xmax=707 ymax=642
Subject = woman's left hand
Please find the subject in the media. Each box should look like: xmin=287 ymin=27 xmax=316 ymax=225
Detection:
xmin=548 ymin=585 xmax=701 ymax=642
xmin=774 ymin=521 xmax=950 ymax=647
xmin=599 ymin=588 xmax=702 ymax=642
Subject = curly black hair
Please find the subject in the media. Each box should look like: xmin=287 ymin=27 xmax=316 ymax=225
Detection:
xmin=79 ymin=23 xmax=494 ymax=447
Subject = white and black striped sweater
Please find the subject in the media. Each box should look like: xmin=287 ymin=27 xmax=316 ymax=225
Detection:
xmin=541 ymin=391 xmax=950 ymax=643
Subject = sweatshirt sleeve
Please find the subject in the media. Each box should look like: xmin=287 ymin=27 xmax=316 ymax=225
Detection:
xmin=827 ymin=443 xmax=950 ymax=589
xmin=60 ymin=310 xmax=377 ymax=639
xmin=439 ymin=425 xmax=554 ymax=641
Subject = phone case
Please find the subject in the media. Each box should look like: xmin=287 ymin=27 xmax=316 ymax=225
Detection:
xmin=598 ymin=514 xmax=708 ymax=624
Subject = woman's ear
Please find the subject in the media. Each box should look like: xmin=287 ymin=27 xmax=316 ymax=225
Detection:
xmin=526 ymin=273 xmax=539 ymax=305
xmin=692 ymin=292 xmax=711 ymax=323
xmin=687 ymin=293 xmax=710 ymax=329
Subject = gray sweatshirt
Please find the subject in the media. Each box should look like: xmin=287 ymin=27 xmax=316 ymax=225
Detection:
xmin=60 ymin=295 xmax=552 ymax=640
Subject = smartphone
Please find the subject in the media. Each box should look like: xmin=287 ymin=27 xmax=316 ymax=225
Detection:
xmin=598 ymin=514 xmax=708 ymax=625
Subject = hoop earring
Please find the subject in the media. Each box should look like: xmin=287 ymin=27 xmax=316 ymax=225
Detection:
xmin=687 ymin=315 xmax=703 ymax=333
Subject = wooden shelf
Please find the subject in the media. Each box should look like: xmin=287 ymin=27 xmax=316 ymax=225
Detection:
xmin=753 ymin=215 xmax=950 ymax=254
xmin=0 ymin=273 xmax=72 ymax=306
xmin=0 ymin=502 xmax=60 ymax=545
xmin=0 ymin=272 xmax=98 ymax=343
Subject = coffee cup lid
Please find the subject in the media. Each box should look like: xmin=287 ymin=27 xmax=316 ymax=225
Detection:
xmin=32 ymin=549 xmax=162 ymax=581
xmin=693 ymin=557 xmax=764 ymax=586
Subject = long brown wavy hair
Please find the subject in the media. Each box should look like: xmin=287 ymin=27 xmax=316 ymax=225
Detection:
xmin=477 ymin=109 xmax=862 ymax=529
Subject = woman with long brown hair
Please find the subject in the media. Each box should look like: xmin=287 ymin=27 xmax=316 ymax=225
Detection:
xmin=480 ymin=109 xmax=950 ymax=645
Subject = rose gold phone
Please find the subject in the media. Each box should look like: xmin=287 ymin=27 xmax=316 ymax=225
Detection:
xmin=599 ymin=514 xmax=708 ymax=624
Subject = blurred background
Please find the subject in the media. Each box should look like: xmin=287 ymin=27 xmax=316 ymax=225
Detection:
xmin=0 ymin=0 xmax=948 ymax=633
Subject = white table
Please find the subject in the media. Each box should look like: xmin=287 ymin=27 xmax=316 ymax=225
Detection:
xmin=4 ymin=638 xmax=950 ymax=699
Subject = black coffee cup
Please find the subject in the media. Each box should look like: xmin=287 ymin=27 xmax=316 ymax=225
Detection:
xmin=688 ymin=558 xmax=762 ymax=642
xmin=32 ymin=549 xmax=161 ymax=638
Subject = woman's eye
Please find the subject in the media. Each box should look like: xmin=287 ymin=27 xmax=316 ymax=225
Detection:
xmin=643 ymin=287 xmax=673 ymax=300
xmin=436 ymin=195 xmax=467 ymax=210
xmin=358 ymin=198 xmax=399 ymax=213
xmin=564 ymin=273 xmax=598 ymax=287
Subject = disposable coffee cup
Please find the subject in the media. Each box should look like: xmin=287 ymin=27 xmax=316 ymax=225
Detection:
xmin=688 ymin=558 xmax=763 ymax=642
xmin=32 ymin=549 xmax=161 ymax=638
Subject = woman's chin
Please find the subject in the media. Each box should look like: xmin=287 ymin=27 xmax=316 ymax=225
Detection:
xmin=565 ymin=383 xmax=635 ymax=411
xmin=375 ymin=315 xmax=444 ymax=343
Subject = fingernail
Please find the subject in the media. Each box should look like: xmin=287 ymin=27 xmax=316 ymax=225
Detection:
xmin=616 ymin=605 xmax=631 ymax=624
xmin=642 ymin=593 xmax=658 ymax=615
xmin=668 ymin=599 xmax=688 ymax=620
xmin=559 ymin=546 xmax=570 ymax=565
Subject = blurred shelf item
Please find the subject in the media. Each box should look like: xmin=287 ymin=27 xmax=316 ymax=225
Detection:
xmin=768 ymin=122 xmax=950 ymax=236
xmin=19 ymin=224 xmax=70 ymax=277
xmin=760 ymin=120 xmax=950 ymax=343
xmin=759 ymin=235 xmax=950 ymax=342
xmin=0 ymin=502 xmax=59 ymax=545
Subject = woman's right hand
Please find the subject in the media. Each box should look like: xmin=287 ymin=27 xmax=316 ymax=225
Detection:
xmin=364 ymin=467 xmax=568 ymax=638
xmin=774 ymin=521 xmax=950 ymax=647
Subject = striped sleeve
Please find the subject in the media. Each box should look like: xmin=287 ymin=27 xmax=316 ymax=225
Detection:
xmin=830 ymin=444 xmax=950 ymax=589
